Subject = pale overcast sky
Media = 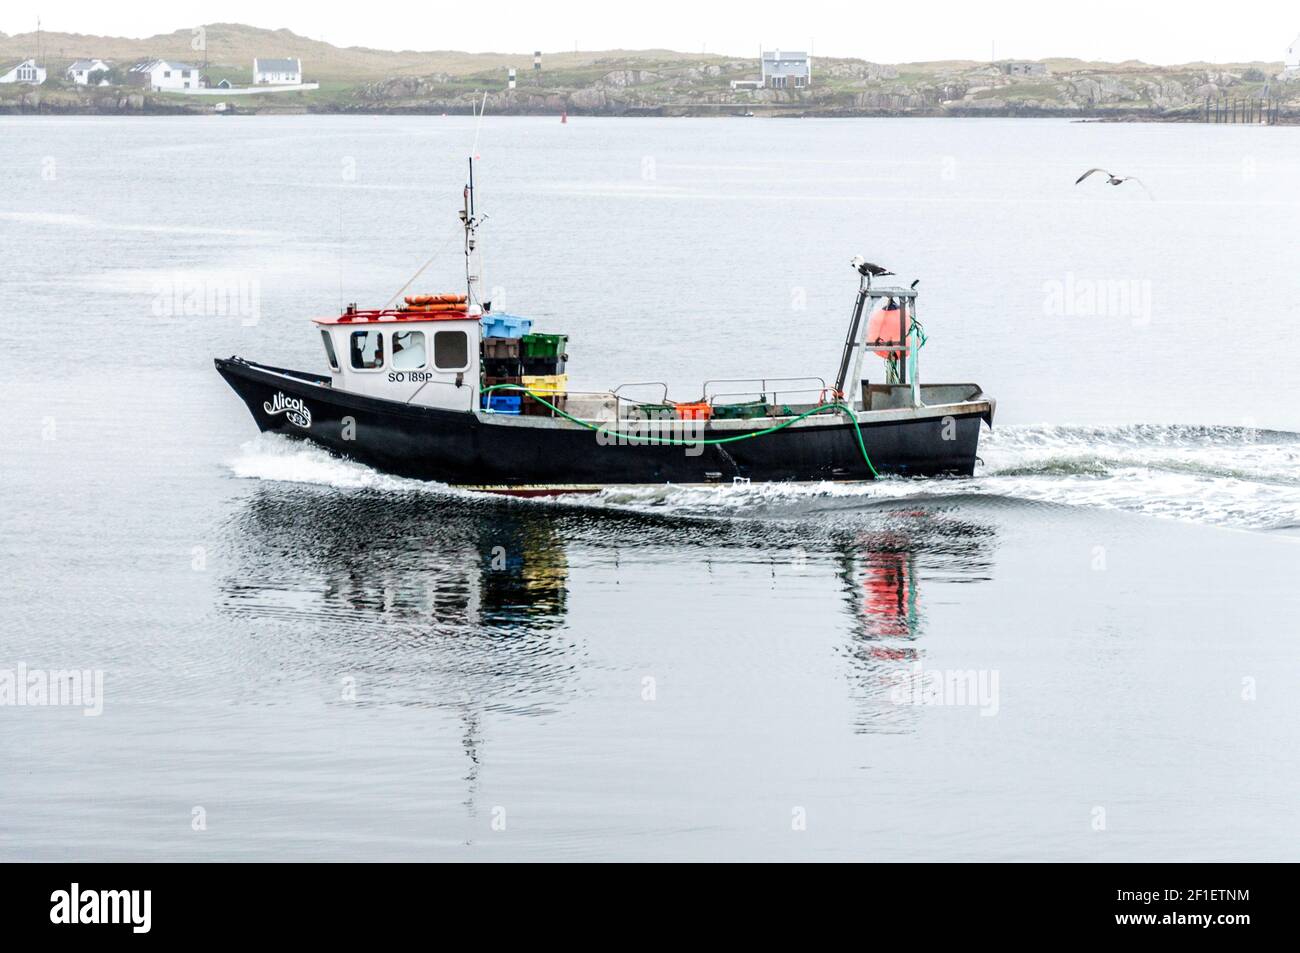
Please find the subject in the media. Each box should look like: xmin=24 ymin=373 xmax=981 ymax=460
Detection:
xmin=6 ymin=1 xmax=1300 ymax=64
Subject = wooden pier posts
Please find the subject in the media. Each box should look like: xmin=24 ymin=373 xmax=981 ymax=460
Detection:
xmin=1203 ymin=96 xmax=1282 ymax=125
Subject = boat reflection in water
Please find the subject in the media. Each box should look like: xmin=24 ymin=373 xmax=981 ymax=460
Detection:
xmin=833 ymin=507 xmax=997 ymax=733
xmin=220 ymin=486 xmax=581 ymax=821
xmin=219 ymin=487 xmax=576 ymax=713
xmin=218 ymin=486 xmax=999 ymax=750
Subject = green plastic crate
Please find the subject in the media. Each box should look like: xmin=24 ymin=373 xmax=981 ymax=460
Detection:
xmin=521 ymin=333 xmax=568 ymax=359
xmin=628 ymin=403 xmax=676 ymax=421
xmin=711 ymin=400 xmax=769 ymax=420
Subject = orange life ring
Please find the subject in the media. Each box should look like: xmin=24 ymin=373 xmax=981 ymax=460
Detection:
xmin=404 ymin=293 xmax=468 ymax=306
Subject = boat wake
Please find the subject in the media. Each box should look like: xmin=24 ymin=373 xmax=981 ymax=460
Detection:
xmin=226 ymin=425 xmax=1300 ymax=532
xmin=576 ymin=424 xmax=1300 ymax=531
xmin=227 ymin=434 xmax=461 ymax=496
xmin=975 ymin=424 xmax=1300 ymax=531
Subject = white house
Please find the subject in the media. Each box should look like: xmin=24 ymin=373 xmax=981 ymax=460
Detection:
xmin=253 ymin=58 xmax=302 ymax=85
xmin=66 ymin=59 xmax=111 ymax=85
xmin=128 ymin=60 xmax=203 ymax=91
xmin=760 ymin=49 xmax=811 ymax=89
xmin=0 ymin=58 xmax=47 ymax=85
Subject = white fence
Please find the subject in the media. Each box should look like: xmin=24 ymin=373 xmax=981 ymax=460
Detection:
xmin=173 ymin=83 xmax=320 ymax=96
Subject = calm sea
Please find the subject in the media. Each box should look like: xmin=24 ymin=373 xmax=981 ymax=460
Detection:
xmin=1 ymin=115 xmax=1297 ymax=860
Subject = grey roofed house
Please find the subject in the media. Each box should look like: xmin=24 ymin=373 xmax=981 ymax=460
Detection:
xmin=65 ymin=58 xmax=111 ymax=85
xmin=124 ymin=60 xmax=203 ymax=89
xmin=129 ymin=60 xmax=199 ymax=73
xmin=254 ymin=58 xmax=301 ymax=74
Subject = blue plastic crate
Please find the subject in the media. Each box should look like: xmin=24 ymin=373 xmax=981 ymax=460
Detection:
xmin=480 ymin=313 xmax=533 ymax=339
xmin=481 ymin=394 xmax=522 ymax=414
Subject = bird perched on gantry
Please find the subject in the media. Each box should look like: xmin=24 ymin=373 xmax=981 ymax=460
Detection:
xmin=1075 ymin=168 xmax=1154 ymax=199
xmin=851 ymin=257 xmax=893 ymax=278
xmin=851 ymin=257 xmax=894 ymax=290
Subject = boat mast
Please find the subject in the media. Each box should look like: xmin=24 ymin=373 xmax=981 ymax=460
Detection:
xmin=461 ymin=156 xmax=484 ymax=315
xmin=461 ymin=94 xmax=488 ymax=315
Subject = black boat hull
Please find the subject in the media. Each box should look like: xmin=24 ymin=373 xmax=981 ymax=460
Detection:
xmin=216 ymin=358 xmax=990 ymax=487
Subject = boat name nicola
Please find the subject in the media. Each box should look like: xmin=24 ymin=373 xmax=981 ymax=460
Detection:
xmin=262 ymin=392 xmax=312 ymax=429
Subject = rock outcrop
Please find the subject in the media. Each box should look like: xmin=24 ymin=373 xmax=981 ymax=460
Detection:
xmin=3 ymin=55 xmax=1295 ymax=119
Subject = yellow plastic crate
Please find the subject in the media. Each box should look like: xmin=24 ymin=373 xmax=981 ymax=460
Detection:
xmin=520 ymin=373 xmax=568 ymax=395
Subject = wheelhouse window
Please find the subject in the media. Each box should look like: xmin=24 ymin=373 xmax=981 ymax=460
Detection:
xmin=392 ymin=330 xmax=427 ymax=370
xmin=349 ymin=329 xmax=384 ymax=370
xmin=433 ymin=330 xmax=469 ymax=370
xmin=320 ymin=329 xmax=340 ymax=371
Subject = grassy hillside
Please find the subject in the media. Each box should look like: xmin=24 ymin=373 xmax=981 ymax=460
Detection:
xmin=2 ymin=23 xmax=1295 ymax=119
xmin=0 ymin=22 xmax=732 ymax=82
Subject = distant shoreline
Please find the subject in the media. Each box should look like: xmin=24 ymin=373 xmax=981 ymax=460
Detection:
xmin=0 ymin=96 xmax=1281 ymax=123
xmin=0 ymin=107 xmax=1283 ymax=123
xmin=3 ymin=23 xmax=1295 ymax=124
xmin=2 ymin=86 xmax=1291 ymax=123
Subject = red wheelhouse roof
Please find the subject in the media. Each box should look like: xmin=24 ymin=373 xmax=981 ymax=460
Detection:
xmin=313 ymin=308 xmax=474 ymax=326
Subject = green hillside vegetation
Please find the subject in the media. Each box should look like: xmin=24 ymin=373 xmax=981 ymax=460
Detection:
xmin=2 ymin=23 xmax=1295 ymax=119
xmin=0 ymin=22 xmax=733 ymax=82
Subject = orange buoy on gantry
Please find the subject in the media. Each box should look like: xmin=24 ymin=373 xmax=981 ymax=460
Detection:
xmin=865 ymin=299 xmax=911 ymax=359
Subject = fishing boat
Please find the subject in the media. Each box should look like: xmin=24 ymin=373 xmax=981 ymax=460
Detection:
xmin=216 ymin=160 xmax=994 ymax=496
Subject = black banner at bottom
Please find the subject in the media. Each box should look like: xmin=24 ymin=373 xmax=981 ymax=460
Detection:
xmin=0 ymin=861 xmax=1282 ymax=940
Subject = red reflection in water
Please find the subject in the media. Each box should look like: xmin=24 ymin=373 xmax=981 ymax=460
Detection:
xmin=861 ymin=549 xmax=916 ymax=639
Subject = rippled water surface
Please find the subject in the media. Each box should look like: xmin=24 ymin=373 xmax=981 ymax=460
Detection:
xmin=2 ymin=116 xmax=1298 ymax=860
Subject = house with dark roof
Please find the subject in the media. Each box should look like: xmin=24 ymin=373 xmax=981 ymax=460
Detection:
xmin=253 ymin=58 xmax=302 ymax=85
xmin=128 ymin=60 xmax=203 ymax=91
xmin=66 ymin=59 xmax=111 ymax=85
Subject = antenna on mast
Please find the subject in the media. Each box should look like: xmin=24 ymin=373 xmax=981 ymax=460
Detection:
xmin=461 ymin=93 xmax=490 ymax=313
xmin=469 ymin=90 xmax=487 ymax=162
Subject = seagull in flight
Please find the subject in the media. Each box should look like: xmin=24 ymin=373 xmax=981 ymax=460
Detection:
xmin=1075 ymin=168 xmax=1154 ymax=199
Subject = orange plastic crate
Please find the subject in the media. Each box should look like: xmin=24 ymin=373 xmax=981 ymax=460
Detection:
xmin=674 ymin=402 xmax=713 ymax=421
